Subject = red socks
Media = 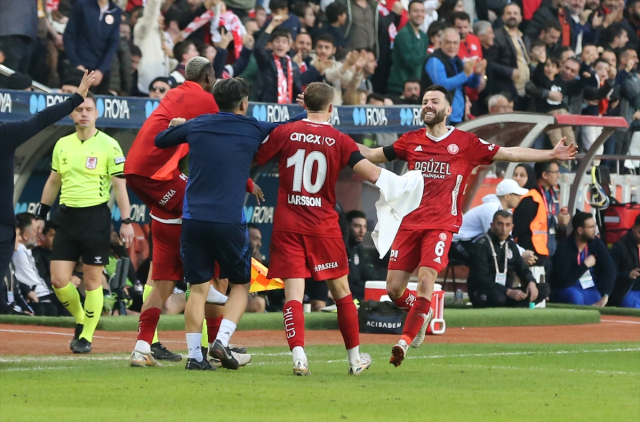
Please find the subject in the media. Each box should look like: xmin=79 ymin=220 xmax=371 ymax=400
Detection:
xmin=393 ymin=289 xmax=417 ymax=312
xmin=137 ymin=307 xmax=161 ymax=344
xmin=206 ymin=315 xmax=223 ymax=341
xmin=401 ymin=297 xmax=431 ymax=344
xmin=283 ymin=301 xmax=305 ymax=350
xmin=335 ymin=294 xmax=360 ymax=350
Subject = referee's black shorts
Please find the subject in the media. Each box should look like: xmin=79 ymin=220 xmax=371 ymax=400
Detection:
xmin=51 ymin=203 xmax=111 ymax=266
xmin=181 ymin=219 xmax=251 ymax=285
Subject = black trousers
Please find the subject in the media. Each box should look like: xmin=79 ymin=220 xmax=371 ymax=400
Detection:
xmin=0 ymin=35 xmax=35 ymax=73
xmin=470 ymin=282 xmax=551 ymax=308
xmin=0 ymin=223 xmax=16 ymax=314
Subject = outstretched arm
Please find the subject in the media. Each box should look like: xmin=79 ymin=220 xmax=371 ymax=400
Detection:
xmin=155 ymin=118 xmax=191 ymax=149
xmin=352 ymin=156 xmax=382 ymax=183
xmin=357 ymin=144 xmax=392 ymax=164
xmin=493 ymin=138 xmax=578 ymax=162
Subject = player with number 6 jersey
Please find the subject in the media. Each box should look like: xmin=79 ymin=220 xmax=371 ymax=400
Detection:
xmin=358 ymin=84 xmax=578 ymax=367
xmin=256 ymin=82 xmax=386 ymax=376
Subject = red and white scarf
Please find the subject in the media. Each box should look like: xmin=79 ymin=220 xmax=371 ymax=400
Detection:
xmin=181 ymin=7 xmax=246 ymax=59
xmin=274 ymin=54 xmax=293 ymax=104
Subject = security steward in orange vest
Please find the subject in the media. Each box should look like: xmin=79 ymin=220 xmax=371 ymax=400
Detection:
xmin=512 ymin=161 xmax=570 ymax=272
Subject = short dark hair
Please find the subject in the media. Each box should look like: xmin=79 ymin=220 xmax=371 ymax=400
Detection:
xmin=16 ymin=213 xmax=34 ymax=233
xmin=270 ymin=0 xmax=289 ymax=12
xmin=404 ymin=79 xmax=421 ymax=87
xmin=534 ymin=161 xmax=559 ymax=180
xmin=601 ymin=23 xmax=626 ymax=45
xmin=213 ymin=78 xmax=250 ymax=111
xmin=546 ymin=56 xmax=561 ymax=68
xmin=43 ymin=221 xmax=56 ymax=235
xmin=593 ymin=58 xmax=610 ymax=68
xmin=296 ymin=32 xmax=312 ymax=42
xmin=367 ymin=93 xmax=385 ymax=104
xmin=408 ymin=0 xmax=424 ymax=11
xmin=315 ymin=32 xmax=336 ymax=47
xmin=247 ymin=223 xmax=260 ymax=231
xmin=493 ymin=210 xmax=513 ymax=222
xmin=270 ymin=27 xmax=292 ymax=43
xmin=292 ymin=1 xmax=311 ymax=18
xmin=572 ymin=211 xmax=594 ymax=230
xmin=450 ymin=11 xmax=471 ymax=24
xmin=326 ymin=1 xmax=347 ymax=24
xmin=82 ymin=91 xmax=97 ymax=106
xmin=303 ymin=82 xmax=334 ymax=112
xmin=427 ymin=21 xmax=447 ymax=40
xmin=425 ymin=84 xmax=453 ymax=105
xmin=530 ymin=39 xmax=546 ymax=50
xmin=346 ymin=210 xmax=366 ymax=222
xmin=173 ymin=40 xmax=194 ymax=62
xmin=542 ymin=20 xmax=562 ymax=34
xmin=130 ymin=44 xmax=142 ymax=58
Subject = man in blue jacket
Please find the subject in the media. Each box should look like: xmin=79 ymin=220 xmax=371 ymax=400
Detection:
xmin=64 ymin=0 xmax=122 ymax=94
xmin=550 ymin=211 xmax=615 ymax=306
xmin=155 ymin=78 xmax=304 ymax=371
xmin=423 ymin=28 xmax=486 ymax=124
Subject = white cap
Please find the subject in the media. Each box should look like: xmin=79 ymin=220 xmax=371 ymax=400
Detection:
xmin=496 ymin=179 xmax=529 ymax=197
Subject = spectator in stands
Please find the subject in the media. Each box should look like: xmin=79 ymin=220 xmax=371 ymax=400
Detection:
xmin=109 ymin=15 xmax=134 ymax=96
xmin=424 ymin=28 xmax=486 ymax=124
xmin=341 ymin=0 xmax=378 ymax=53
xmin=1 ymin=73 xmax=33 ymax=91
xmin=12 ymin=213 xmax=57 ymax=316
xmin=0 ymin=0 xmax=38 ymax=74
xmin=246 ymin=223 xmax=267 ymax=313
xmin=130 ymin=44 xmax=142 ymax=96
xmin=451 ymin=179 xmax=531 ymax=262
xmin=488 ymin=94 xmax=514 ymax=113
xmin=63 ymin=0 xmax=123 ymax=94
xmin=148 ymin=76 xmax=176 ymax=100
xmin=255 ymin=4 xmax=267 ymax=28
xmin=292 ymin=1 xmax=317 ymax=34
xmin=599 ymin=23 xmax=629 ymax=51
xmin=355 ymin=48 xmax=377 ymax=93
xmin=170 ymin=40 xmax=199 ymax=83
xmin=60 ymin=71 xmax=83 ymax=95
xmin=293 ymin=32 xmax=313 ymax=69
xmin=31 ymin=221 xmax=55 ymax=298
xmin=426 ymin=21 xmax=446 ymax=54
xmin=513 ymin=161 xmax=570 ymax=281
xmin=609 ymin=214 xmax=640 ymax=308
xmin=387 ymin=0 xmax=428 ymax=95
xmin=399 ymin=79 xmax=422 ymax=105
xmin=269 ymin=0 xmax=302 ymax=40
xmin=550 ymin=211 xmax=615 ymax=306
xmin=304 ymin=36 xmax=365 ymax=105
xmin=487 ymin=4 xmax=529 ymax=110
xmin=344 ymin=210 xmax=377 ymax=302
xmin=165 ymin=0 xmax=208 ymax=43
xmin=467 ymin=210 xmax=551 ymax=308
xmin=529 ymin=20 xmax=563 ymax=60
xmin=316 ymin=1 xmax=348 ymax=49
xmin=512 ymin=163 xmax=536 ymax=190
xmin=581 ymin=44 xmax=598 ymax=68
xmin=526 ymin=0 xmax=576 ymax=52
xmin=255 ymin=18 xmax=302 ymax=103
xmin=627 ymin=0 xmax=640 ymax=48
xmin=134 ymin=0 xmax=175 ymax=95
xmin=529 ymin=39 xmax=547 ymax=76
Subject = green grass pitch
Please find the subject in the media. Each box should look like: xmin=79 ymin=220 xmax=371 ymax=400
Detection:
xmin=1 ymin=342 xmax=639 ymax=422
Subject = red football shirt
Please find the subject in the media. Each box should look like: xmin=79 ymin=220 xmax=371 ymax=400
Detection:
xmin=392 ymin=126 xmax=499 ymax=232
xmin=256 ymin=119 xmax=359 ymax=237
xmin=124 ymin=81 xmax=219 ymax=180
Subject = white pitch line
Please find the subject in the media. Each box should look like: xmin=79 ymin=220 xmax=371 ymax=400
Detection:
xmin=601 ymin=319 xmax=640 ymax=325
xmin=430 ymin=362 xmax=640 ymax=376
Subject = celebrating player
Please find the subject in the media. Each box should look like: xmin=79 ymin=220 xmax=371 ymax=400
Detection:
xmin=255 ymin=82 xmax=388 ymax=376
xmin=358 ymin=84 xmax=577 ymax=367
xmin=126 ymin=57 xmax=230 ymax=366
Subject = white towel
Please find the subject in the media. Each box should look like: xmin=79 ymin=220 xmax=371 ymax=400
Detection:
xmin=371 ymin=169 xmax=424 ymax=258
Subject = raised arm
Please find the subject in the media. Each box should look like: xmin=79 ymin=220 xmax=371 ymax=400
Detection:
xmin=493 ymin=139 xmax=577 ymax=163
xmin=357 ymin=144 xmax=391 ymax=164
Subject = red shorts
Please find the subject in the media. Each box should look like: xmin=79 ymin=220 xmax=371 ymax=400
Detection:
xmin=388 ymin=229 xmax=453 ymax=274
xmin=150 ymin=219 xmax=183 ymax=282
xmin=125 ymin=171 xmax=187 ymax=220
xmin=268 ymin=231 xmax=348 ymax=281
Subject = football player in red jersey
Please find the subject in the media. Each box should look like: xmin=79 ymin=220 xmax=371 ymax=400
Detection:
xmin=256 ymin=82 xmax=385 ymax=376
xmin=358 ymin=84 xmax=577 ymax=367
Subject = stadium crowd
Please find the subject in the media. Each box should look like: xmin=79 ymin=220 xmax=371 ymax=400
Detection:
xmin=2 ymin=0 xmax=640 ymax=320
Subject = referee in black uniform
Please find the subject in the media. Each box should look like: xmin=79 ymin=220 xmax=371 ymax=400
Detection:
xmin=35 ymin=90 xmax=135 ymax=353
xmin=0 ymin=71 xmax=95 ymax=313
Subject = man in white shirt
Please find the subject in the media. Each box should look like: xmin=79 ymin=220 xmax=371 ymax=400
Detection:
xmin=450 ymin=179 xmax=529 ymax=263
xmin=12 ymin=213 xmax=56 ymax=316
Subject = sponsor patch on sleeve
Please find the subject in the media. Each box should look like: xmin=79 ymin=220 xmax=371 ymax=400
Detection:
xmin=114 ymin=156 xmax=126 ymax=165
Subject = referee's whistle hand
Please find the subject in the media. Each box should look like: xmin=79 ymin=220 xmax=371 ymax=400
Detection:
xmin=120 ymin=224 xmax=135 ymax=248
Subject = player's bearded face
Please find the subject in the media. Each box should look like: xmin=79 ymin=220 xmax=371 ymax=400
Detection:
xmin=421 ymin=105 xmax=446 ymax=125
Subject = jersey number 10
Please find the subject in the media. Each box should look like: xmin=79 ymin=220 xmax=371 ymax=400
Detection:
xmin=286 ymin=149 xmax=328 ymax=194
